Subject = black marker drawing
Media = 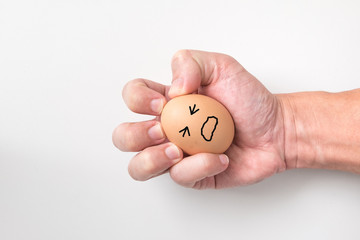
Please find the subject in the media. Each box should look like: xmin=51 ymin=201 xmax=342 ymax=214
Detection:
xmin=179 ymin=126 xmax=190 ymax=137
xmin=201 ymin=116 xmax=218 ymax=141
xmin=189 ymin=104 xmax=199 ymax=115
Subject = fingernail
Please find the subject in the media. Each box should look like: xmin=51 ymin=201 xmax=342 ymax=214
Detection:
xmin=150 ymin=99 xmax=164 ymax=114
xmin=148 ymin=123 xmax=164 ymax=140
xmin=165 ymin=144 xmax=181 ymax=160
xmin=219 ymin=154 xmax=229 ymax=165
xmin=168 ymin=78 xmax=184 ymax=97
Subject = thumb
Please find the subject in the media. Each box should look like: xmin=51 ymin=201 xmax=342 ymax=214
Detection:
xmin=168 ymin=50 xmax=227 ymax=98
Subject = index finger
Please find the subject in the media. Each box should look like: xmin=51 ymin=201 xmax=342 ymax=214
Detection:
xmin=122 ymin=78 xmax=168 ymax=115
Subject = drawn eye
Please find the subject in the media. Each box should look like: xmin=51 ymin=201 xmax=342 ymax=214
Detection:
xmin=179 ymin=126 xmax=190 ymax=137
xmin=189 ymin=104 xmax=199 ymax=115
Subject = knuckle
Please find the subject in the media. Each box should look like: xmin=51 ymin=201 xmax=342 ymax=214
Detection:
xmin=112 ymin=126 xmax=121 ymax=149
xmin=123 ymin=127 xmax=138 ymax=151
xmin=128 ymin=151 xmax=153 ymax=181
xmin=122 ymin=80 xmax=133 ymax=101
xmin=169 ymin=167 xmax=189 ymax=186
xmin=127 ymin=95 xmax=140 ymax=112
xmin=171 ymin=49 xmax=191 ymax=63
xmin=128 ymin=161 xmax=145 ymax=181
xmin=169 ymin=167 xmax=181 ymax=183
xmin=122 ymin=79 xmax=145 ymax=112
xmin=169 ymin=166 xmax=197 ymax=188
xmin=222 ymin=55 xmax=244 ymax=73
xmin=114 ymin=123 xmax=138 ymax=152
xmin=128 ymin=164 xmax=139 ymax=181
xmin=122 ymin=78 xmax=142 ymax=96
xmin=201 ymin=155 xmax=212 ymax=173
xmin=112 ymin=124 xmax=130 ymax=151
xmin=140 ymin=151 xmax=157 ymax=175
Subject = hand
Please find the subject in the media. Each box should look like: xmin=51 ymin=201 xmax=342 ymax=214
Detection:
xmin=113 ymin=50 xmax=287 ymax=189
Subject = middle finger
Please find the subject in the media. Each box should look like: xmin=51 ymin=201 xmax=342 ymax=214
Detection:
xmin=112 ymin=120 xmax=166 ymax=152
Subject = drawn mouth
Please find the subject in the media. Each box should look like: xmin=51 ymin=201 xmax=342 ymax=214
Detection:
xmin=201 ymin=116 xmax=218 ymax=142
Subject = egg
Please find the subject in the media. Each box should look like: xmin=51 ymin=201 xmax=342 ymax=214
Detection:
xmin=160 ymin=94 xmax=235 ymax=155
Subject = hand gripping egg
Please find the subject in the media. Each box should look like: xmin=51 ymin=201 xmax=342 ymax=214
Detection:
xmin=161 ymin=94 xmax=235 ymax=155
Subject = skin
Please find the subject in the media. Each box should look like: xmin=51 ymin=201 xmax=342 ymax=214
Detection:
xmin=112 ymin=49 xmax=360 ymax=189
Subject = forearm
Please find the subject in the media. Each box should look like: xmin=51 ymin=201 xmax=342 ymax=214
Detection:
xmin=277 ymin=89 xmax=360 ymax=173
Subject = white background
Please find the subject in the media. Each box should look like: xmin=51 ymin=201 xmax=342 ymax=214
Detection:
xmin=1 ymin=0 xmax=360 ymax=239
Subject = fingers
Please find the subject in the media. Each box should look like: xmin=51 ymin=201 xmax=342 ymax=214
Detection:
xmin=112 ymin=120 xmax=166 ymax=152
xmin=169 ymin=153 xmax=229 ymax=188
xmin=168 ymin=49 xmax=243 ymax=98
xmin=128 ymin=143 xmax=183 ymax=181
xmin=123 ymin=78 xmax=167 ymax=115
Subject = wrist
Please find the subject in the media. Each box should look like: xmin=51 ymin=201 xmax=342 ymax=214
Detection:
xmin=276 ymin=93 xmax=318 ymax=170
xmin=277 ymin=90 xmax=360 ymax=173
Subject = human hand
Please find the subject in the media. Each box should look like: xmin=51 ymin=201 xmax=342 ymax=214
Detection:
xmin=113 ymin=50 xmax=287 ymax=189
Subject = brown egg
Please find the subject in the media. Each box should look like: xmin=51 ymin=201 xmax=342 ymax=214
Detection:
xmin=161 ymin=94 xmax=235 ymax=155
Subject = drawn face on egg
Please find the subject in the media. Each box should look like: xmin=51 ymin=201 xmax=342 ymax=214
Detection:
xmin=161 ymin=94 xmax=235 ymax=155
xmin=178 ymin=104 xmax=219 ymax=142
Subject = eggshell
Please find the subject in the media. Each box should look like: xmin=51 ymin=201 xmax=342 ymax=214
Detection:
xmin=161 ymin=94 xmax=235 ymax=155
